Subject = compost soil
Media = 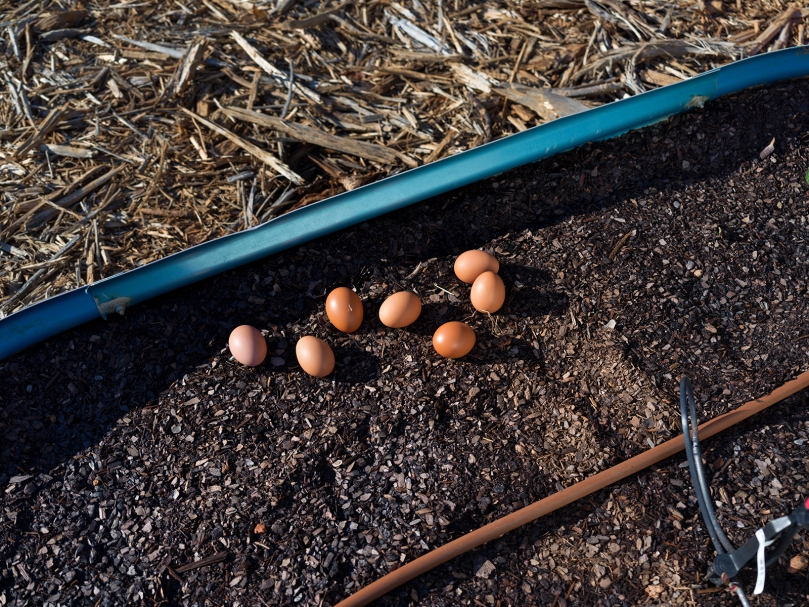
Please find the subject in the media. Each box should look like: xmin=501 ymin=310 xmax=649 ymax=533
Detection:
xmin=3 ymin=80 xmax=809 ymax=607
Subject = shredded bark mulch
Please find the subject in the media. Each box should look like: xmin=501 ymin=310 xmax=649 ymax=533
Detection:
xmin=3 ymin=79 xmax=809 ymax=606
xmin=2 ymin=0 xmax=806 ymax=315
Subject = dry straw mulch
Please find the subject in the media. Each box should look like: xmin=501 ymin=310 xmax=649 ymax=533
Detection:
xmin=0 ymin=0 xmax=806 ymax=315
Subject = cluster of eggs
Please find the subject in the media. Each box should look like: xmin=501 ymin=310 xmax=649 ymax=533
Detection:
xmin=228 ymin=249 xmax=504 ymax=376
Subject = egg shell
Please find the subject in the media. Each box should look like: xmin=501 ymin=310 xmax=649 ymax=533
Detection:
xmin=470 ymin=271 xmax=506 ymax=313
xmin=379 ymin=291 xmax=422 ymax=328
xmin=228 ymin=325 xmax=267 ymax=366
xmin=454 ymin=250 xmax=499 ymax=284
xmin=432 ymin=321 xmax=476 ymax=358
xmin=326 ymin=287 xmax=364 ymax=333
xmin=295 ymin=336 xmax=335 ymax=377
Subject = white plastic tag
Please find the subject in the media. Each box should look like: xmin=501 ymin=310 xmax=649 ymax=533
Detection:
xmin=754 ymin=528 xmax=766 ymax=595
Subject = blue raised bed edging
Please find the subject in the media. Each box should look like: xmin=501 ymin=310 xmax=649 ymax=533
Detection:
xmin=2 ymin=46 xmax=808 ymax=361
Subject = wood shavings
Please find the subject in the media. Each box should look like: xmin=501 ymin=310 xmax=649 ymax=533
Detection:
xmin=41 ymin=144 xmax=93 ymax=159
xmin=450 ymin=64 xmax=498 ymax=94
xmin=0 ymin=0 xmax=799 ymax=316
xmin=495 ymin=85 xmax=589 ymax=120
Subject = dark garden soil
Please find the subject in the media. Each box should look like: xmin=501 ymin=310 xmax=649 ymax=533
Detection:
xmin=3 ymin=79 xmax=809 ymax=607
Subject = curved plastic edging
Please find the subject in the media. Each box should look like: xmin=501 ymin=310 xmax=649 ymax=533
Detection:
xmin=1 ymin=288 xmax=99 ymax=353
xmin=1 ymin=46 xmax=808 ymax=361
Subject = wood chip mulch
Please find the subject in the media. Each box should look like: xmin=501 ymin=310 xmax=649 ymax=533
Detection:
xmin=3 ymin=63 xmax=809 ymax=607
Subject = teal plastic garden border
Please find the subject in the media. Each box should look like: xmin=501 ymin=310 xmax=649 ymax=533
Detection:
xmin=2 ymin=46 xmax=808 ymax=361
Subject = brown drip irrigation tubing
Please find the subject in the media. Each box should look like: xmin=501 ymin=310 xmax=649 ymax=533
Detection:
xmin=335 ymin=370 xmax=809 ymax=607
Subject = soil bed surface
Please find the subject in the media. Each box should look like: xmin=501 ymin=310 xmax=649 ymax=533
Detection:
xmin=3 ymin=81 xmax=809 ymax=607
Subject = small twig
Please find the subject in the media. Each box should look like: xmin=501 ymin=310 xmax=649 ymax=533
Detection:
xmin=174 ymin=551 xmax=229 ymax=574
xmin=113 ymin=112 xmax=150 ymax=142
xmin=27 ymin=165 xmax=126 ymax=230
xmin=112 ymin=35 xmax=183 ymax=57
xmin=7 ymin=24 xmax=20 ymax=60
xmin=138 ymin=207 xmax=193 ymax=219
xmin=230 ymin=31 xmax=320 ymax=104
xmin=281 ymin=60 xmax=295 ymax=119
xmin=1 ymin=268 xmax=45 ymax=311
xmin=583 ymin=20 xmax=601 ymax=66
xmin=224 ymin=106 xmax=413 ymax=167
xmin=17 ymin=86 xmax=36 ymax=128
xmin=165 ymin=564 xmax=184 ymax=583
xmin=261 ymin=186 xmax=297 ymax=221
xmin=13 ymin=108 xmax=62 ymax=158
xmin=13 ymin=234 xmax=80 ymax=271
xmin=556 ymin=80 xmax=624 ymax=98
xmin=406 ymin=261 xmax=425 ymax=279
xmin=130 ymin=139 xmax=168 ymax=213
xmin=62 ymin=180 xmax=122 ymax=232
xmin=247 ymin=70 xmax=261 ymax=110
xmin=609 ymin=229 xmax=636 ymax=261
xmin=111 ymin=34 xmax=225 ymax=66
xmin=433 ymin=283 xmax=457 ymax=297
xmin=246 ymin=177 xmax=256 ymax=228
xmin=508 ymin=37 xmax=534 ymax=84
xmin=90 ymin=144 xmax=137 ymax=164
xmin=3 ymin=73 xmax=23 ymax=117
xmin=38 ymin=197 xmax=84 ymax=219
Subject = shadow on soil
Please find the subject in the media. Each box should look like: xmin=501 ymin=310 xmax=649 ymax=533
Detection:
xmin=0 ymin=110 xmax=769 ymax=484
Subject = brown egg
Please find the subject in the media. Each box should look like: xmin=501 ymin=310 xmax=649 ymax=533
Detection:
xmin=454 ymin=250 xmax=499 ymax=284
xmin=228 ymin=325 xmax=267 ymax=366
xmin=326 ymin=287 xmax=364 ymax=333
xmin=295 ymin=336 xmax=335 ymax=377
xmin=379 ymin=291 xmax=422 ymax=328
xmin=432 ymin=321 xmax=476 ymax=359
xmin=470 ymin=271 xmax=506 ymax=313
